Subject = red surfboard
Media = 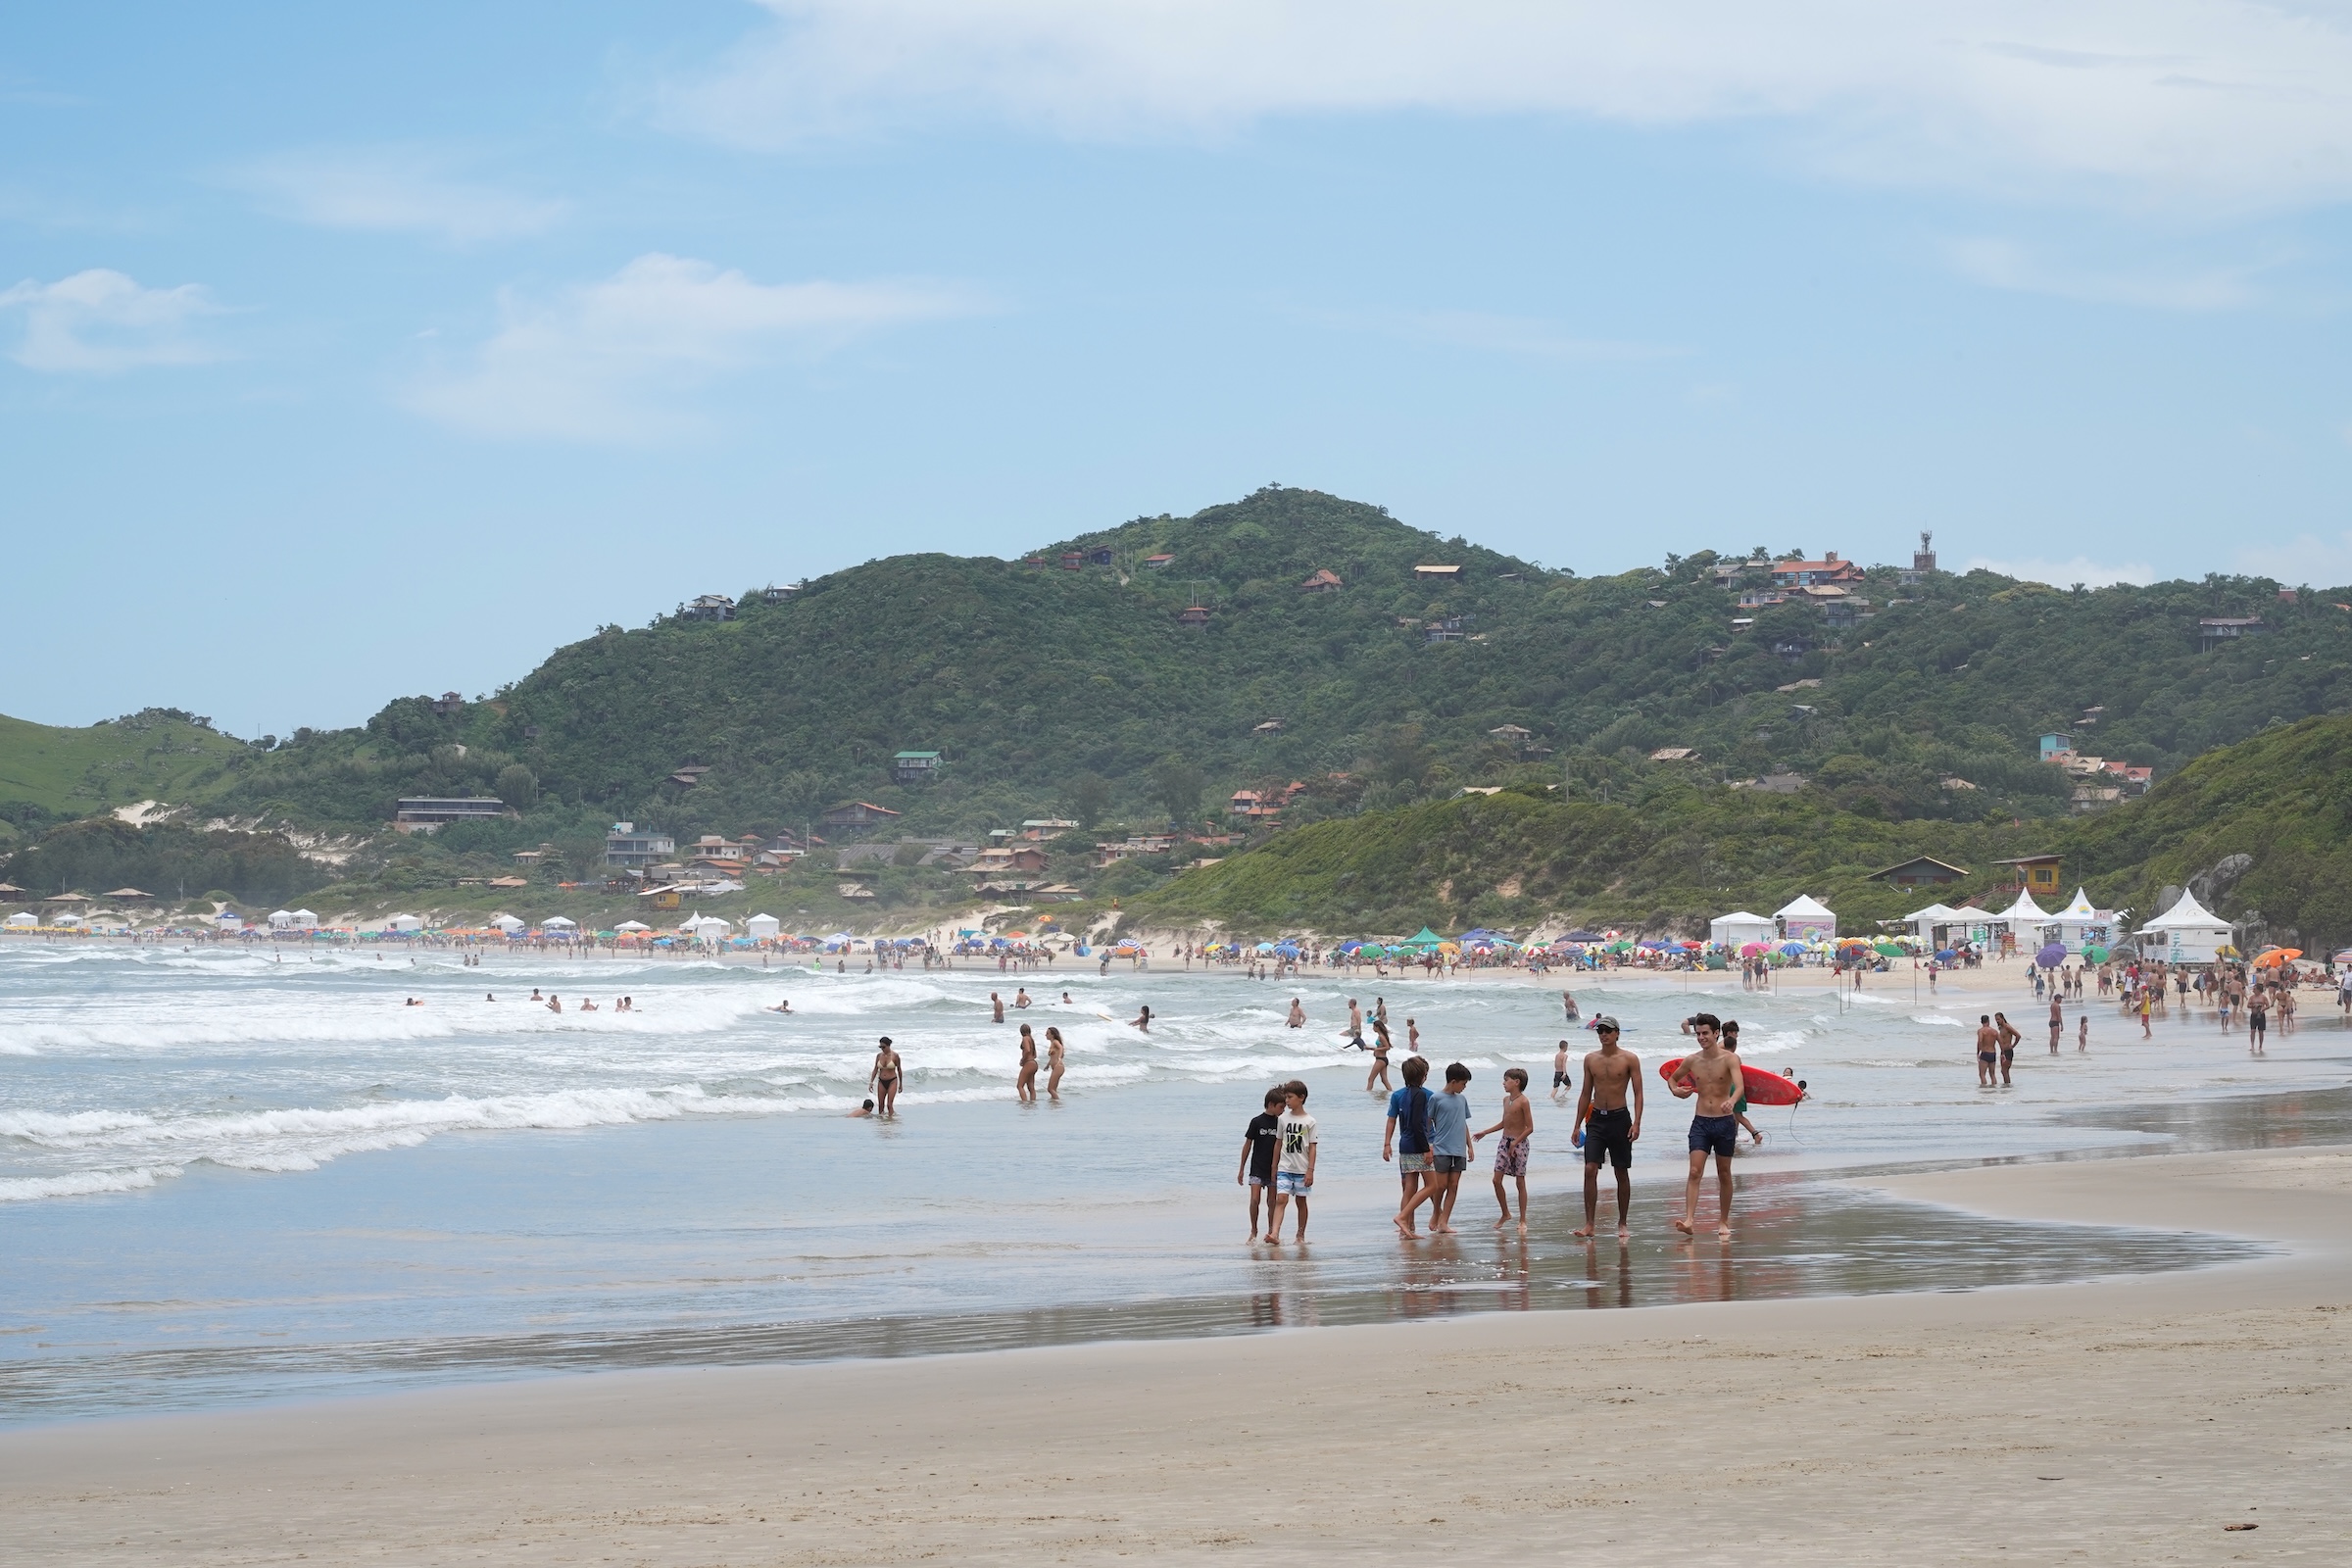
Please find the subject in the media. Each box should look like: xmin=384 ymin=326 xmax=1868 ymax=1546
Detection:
xmin=1658 ymin=1057 xmax=1806 ymax=1106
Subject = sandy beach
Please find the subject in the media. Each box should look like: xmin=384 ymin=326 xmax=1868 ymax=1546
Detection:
xmin=6 ymin=1141 xmax=2347 ymax=1565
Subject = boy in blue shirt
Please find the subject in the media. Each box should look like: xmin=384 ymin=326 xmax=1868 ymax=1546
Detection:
xmin=1400 ymin=1061 xmax=1475 ymax=1235
xmin=1384 ymin=1055 xmax=1434 ymax=1236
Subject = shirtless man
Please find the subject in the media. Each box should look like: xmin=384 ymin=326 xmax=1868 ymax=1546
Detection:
xmin=1975 ymin=1014 xmax=1999 ymax=1087
xmin=1015 ymin=1024 xmax=1039 ymax=1102
xmin=1346 ymin=999 xmax=1366 ymax=1049
xmin=1572 ymin=1016 xmax=1642 ymax=1239
xmin=1993 ymin=1010 xmax=2022 ymax=1085
xmin=1014 ymin=988 xmax=1031 ymax=1009
xmin=1667 ymin=1012 xmax=1739 ymax=1240
xmin=991 ymin=992 xmax=1006 ymax=1023
xmin=1287 ymin=997 xmax=1305 ymax=1029
xmin=869 ymin=1035 xmax=903 ymax=1116
xmin=1552 ymin=1039 xmax=1572 ymax=1102
xmin=2048 ymin=994 xmax=2063 ymax=1054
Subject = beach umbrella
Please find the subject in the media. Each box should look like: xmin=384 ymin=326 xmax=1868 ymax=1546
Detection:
xmin=2035 ymin=942 xmax=2066 ymax=968
xmin=2253 ymin=948 xmax=2301 ymax=967
xmin=1934 ymin=948 xmax=1957 ymax=961
xmin=1778 ymin=942 xmax=1806 ymax=956
xmin=1740 ymin=941 xmax=1767 ymax=957
xmin=2082 ymin=944 xmax=2109 ymax=962
xmin=1873 ymin=940 xmax=1905 ymax=957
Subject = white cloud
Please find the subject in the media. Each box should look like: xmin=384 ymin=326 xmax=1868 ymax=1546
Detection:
xmin=1945 ymin=236 xmax=2263 ymax=309
xmin=2233 ymin=529 xmax=2352 ymax=587
xmin=1964 ymin=554 xmax=2157 ymax=588
xmin=233 ymin=147 xmax=566 ymax=245
xmin=663 ymin=1 xmax=2352 ymax=213
xmin=405 ymin=253 xmax=979 ymax=441
xmin=0 ymin=269 xmax=224 ymax=373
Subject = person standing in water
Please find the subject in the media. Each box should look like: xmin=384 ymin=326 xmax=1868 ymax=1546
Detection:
xmin=1045 ymin=1025 xmax=1066 ymax=1102
xmin=1015 ymin=1023 xmax=1039 ymax=1102
xmin=2048 ymin=993 xmax=2064 ymax=1054
xmin=1667 ymin=1013 xmax=1740 ymax=1240
xmin=868 ymin=1036 xmax=902 ymax=1117
xmin=1572 ymin=1017 xmax=1642 ymax=1240
xmin=1286 ymin=998 xmax=1305 ymax=1029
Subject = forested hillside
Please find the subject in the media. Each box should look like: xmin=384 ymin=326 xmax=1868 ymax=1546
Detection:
xmin=203 ymin=487 xmax=2350 ymax=847
xmin=0 ymin=710 xmax=251 ymax=844
xmin=1127 ymin=710 xmax=2352 ymax=953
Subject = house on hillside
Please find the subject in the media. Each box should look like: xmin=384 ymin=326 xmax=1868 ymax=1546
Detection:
xmin=393 ymin=797 xmax=508 ymax=833
xmin=1413 ymin=564 xmax=1464 ymax=581
xmin=820 ymin=802 xmax=903 ymax=832
xmin=1178 ymin=605 xmax=1211 ymax=626
xmin=965 ymin=847 xmax=1049 ymax=876
xmin=1993 ymin=854 xmax=2064 ymax=898
xmin=1299 ymin=568 xmax=1344 ymax=594
xmin=892 ymin=750 xmax=942 ymax=783
xmin=2039 ymin=732 xmax=2075 ymax=761
xmin=1143 ymin=553 xmax=1175 ymax=569
xmin=1059 ymin=552 xmax=1084 ymax=570
xmin=1866 ymin=856 xmax=1970 ymax=889
xmin=1648 ymin=747 xmax=1700 ymax=762
xmin=1253 ymin=718 xmax=1285 ymax=736
xmin=1086 ymin=546 xmax=1115 ymax=565
xmin=1770 ymin=554 xmax=1866 ymax=588
xmin=1424 ymin=615 xmax=1467 ymax=643
xmin=1228 ymin=790 xmax=1282 ymax=822
xmin=2198 ymin=616 xmax=2266 ymax=651
xmin=760 ymin=583 xmax=801 ymax=604
xmin=679 ymin=594 xmax=737 ymax=622
xmin=430 ymin=691 xmax=465 ymax=716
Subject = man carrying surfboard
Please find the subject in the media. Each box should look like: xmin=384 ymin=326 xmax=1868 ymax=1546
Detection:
xmin=1667 ymin=1012 xmax=1740 ymax=1241
xmin=1571 ymin=1016 xmax=1642 ymax=1240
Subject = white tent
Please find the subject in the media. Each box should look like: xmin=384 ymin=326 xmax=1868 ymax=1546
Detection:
xmin=214 ymin=910 xmax=245 ymax=929
xmin=4 ymin=910 xmax=37 ymax=929
xmin=489 ymin=913 xmax=525 ymax=933
xmin=2048 ymin=888 xmax=2115 ymax=954
xmin=386 ymin=913 xmax=423 ymax=933
xmin=1774 ymin=895 xmax=1837 ymax=941
xmin=746 ymin=912 xmax=781 ymax=941
xmin=1903 ymin=902 xmax=1961 ymax=934
xmin=287 ymin=908 xmax=318 ymax=929
xmin=613 ymin=920 xmax=652 ymax=934
xmin=2137 ymin=890 xmax=2231 ymax=963
xmin=681 ymin=913 xmax=730 ymax=940
xmin=541 ymin=915 xmax=578 ymax=931
xmin=268 ymin=909 xmax=298 ymax=929
xmin=1707 ymin=910 xmax=1774 ymax=949
xmin=1987 ymin=889 xmax=2047 ymax=935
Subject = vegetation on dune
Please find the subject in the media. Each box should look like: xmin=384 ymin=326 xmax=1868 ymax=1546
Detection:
xmin=0 ymin=709 xmax=251 ymax=836
xmin=1 ymin=816 xmax=328 ymax=906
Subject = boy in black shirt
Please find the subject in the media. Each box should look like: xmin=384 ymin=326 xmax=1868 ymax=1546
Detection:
xmin=1237 ymin=1087 xmax=1286 ymax=1240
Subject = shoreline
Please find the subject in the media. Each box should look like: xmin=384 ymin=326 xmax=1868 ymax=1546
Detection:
xmin=7 ymin=1141 xmax=2349 ymax=1563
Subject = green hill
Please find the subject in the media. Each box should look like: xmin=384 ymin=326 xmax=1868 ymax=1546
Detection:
xmin=1128 ymin=710 xmax=2352 ymax=953
xmin=0 ymin=709 xmax=248 ymax=843
xmin=214 ymin=487 xmax=2352 ymax=845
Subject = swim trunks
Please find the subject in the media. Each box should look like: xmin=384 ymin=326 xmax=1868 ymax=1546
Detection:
xmin=1492 ymin=1134 xmax=1529 ymax=1177
xmin=1275 ymin=1170 xmax=1311 ymax=1197
xmin=1689 ymin=1114 xmax=1739 ymax=1157
xmin=1978 ymin=1051 xmax=1996 ymax=1063
xmin=1398 ymin=1152 xmax=1433 ymax=1174
xmin=1553 ymin=1071 xmax=1569 ymax=1088
xmin=1583 ymin=1106 xmax=1633 ymax=1168
xmin=1432 ymin=1153 xmax=1468 ymax=1175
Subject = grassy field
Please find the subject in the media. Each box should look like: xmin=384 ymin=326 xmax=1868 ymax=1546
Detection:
xmin=0 ymin=710 xmax=245 ymax=832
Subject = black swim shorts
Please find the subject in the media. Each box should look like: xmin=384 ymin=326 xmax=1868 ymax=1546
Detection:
xmin=1689 ymin=1114 xmax=1739 ymax=1158
xmin=1584 ymin=1106 xmax=1633 ymax=1168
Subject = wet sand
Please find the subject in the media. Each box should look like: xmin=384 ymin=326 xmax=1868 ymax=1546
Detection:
xmin=6 ymin=1143 xmax=2347 ymax=1565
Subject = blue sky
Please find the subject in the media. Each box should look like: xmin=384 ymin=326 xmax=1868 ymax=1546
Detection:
xmin=9 ymin=1 xmax=2352 ymax=733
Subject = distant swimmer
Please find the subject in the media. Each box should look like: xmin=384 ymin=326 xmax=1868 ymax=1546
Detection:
xmin=1287 ymin=998 xmax=1305 ymax=1029
xmin=1061 ymin=992 xmax=1073 ymax=1004
xmin=579 ymin=999 xmax=598 ymax=1011
xmin=618 ymin=997 xmax=633 ymax=1012
xmin=547 ymin=995 xmax=563 ymax=1013
xmin=1562 ymin=991 xmax=1579 ymax=1021
xmin=992 ymin=992 xmax=1006 ymax=1023
xmin=405 ymin=997 xmax=422 ymax=1006
xmin=486 ymin=994 xmax=495 ymax=1002
xmin=530 ymin=989 xmax=543 ymax=1001
xmin=1130 ymin=1004 xmax=1152 ymax=1033
xmin=768 ymin=1000 xmax=793 ymax=1013
xmin=1552 ymin=1039 xmax=1571 ymax=1102
xmin=849 ymin=1100 xmax=876 ymax=1118
xmin=1015 ymin=988 xmax=1032 ymax=1009
xmin=1346 ymin=998 xmax=1366 ymax=1049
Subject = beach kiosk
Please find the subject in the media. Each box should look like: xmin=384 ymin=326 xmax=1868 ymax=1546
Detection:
xmin=489 ymin=913 xmax=525 ymax=934
xmin=1774 ymin=895 xmax=1838 ymax=941
xmin=2048 ymin=889 xmax=2111 ymax=955
xmin=2136 ymin=891 xmax=2231 ymax=964
xmin=746 ymin=912 xmax=781 ymax=942
xmin=1708 ymin=910 xmax=1774 ymax=949
xmin=4 ymin=910 xmax=36 ymax=930
xmin=541 ymin=915 xmax=578 ymax=936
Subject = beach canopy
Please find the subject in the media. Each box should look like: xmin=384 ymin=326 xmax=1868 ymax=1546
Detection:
xmin=614 ymin=920 xmax=651 ymax=933
xmin=1903 ymin=902 xmax=1963 ymax=933
xmin=1992 ymin=889 xmax=2048 ymax=923
xmin=1774 ymin=895 xmax=1837 ymax=939
xmin=1401 ymin=926 xmax=1445 ymax=951
xmin=4 ymin=910 xmax=37 ymax=929
xmin=745 ymin=912 xmax=781 ymax=939
xmin=1561 ymin=929 xmax=1605 ymax=943
xmin=1708 ymin=910 xmax=1774 ymax=948
xmin=386 ymin=913 xmax=423 ymax=932
xmin=489 ymin=913 xmax=525 ymax=932
xmin=2052 ymin=888 xmax=2102 ymax=924
xmin=2136 ymin=889 xmax=2231 ymax=961
xmin=542 ymin=915 xmax=578 ymax=930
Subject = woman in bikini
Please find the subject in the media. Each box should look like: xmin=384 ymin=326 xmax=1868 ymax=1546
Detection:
xmin=1016 ymin=1024 xmax=1040 ymax=1102
xmin=1365 ymin=1013 xmax=1393 ymax=1094
xmin=1045 ymin=1026 xmax=1065 ymax=1102
xmin=869 ymin=1035 xmax=902 ymax=1116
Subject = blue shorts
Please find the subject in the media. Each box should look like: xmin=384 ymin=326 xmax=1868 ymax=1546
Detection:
xmin=1689 ymin=1114 xmax=1739 ymax=1157
xmin=1275 ymin=1170 xmax=1311 ymax=1197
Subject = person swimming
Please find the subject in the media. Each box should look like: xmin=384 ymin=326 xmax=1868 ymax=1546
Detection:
xmin=769 ymin=1000 xmax=792 ymax=1013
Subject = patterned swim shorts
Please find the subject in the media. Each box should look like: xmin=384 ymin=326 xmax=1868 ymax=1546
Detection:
xmin=1492 ymin=1134 xmax=1529 ymax=1177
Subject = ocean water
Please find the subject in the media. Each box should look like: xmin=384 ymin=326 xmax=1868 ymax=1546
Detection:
xmin=3 ymin=944 xmax=2344 ymax=1419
